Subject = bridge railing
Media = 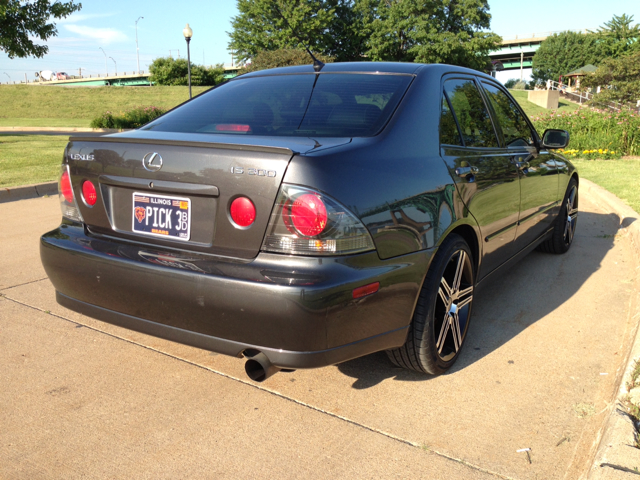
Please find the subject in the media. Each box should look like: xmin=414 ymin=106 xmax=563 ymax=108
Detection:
xmin=501 ymin=29 xmax=591 ymax=42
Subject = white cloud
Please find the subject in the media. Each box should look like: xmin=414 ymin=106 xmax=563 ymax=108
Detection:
xmin=64 ymin=25 xmax=127 ymax=44
xmin=57 ymin=13 xmax=116 ymax=24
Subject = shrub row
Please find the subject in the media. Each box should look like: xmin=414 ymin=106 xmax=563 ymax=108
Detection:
xmin=90 ymin=105 xmax=166 ymax=129
xmin=531 ymin=108 xmax=640 ymax=157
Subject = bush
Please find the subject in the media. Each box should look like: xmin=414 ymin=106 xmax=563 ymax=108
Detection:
xmin=90 ymin=105 xmax=166 ymax=129
xmin=531 ymin=107 xmax=640 ymax=156
xmin=149 ymin=57 xmax=225 ymax=86
xmin=504 ymin=78 xmax=519 ymax=89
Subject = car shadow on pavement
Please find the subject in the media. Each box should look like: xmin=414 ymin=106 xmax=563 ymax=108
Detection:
xmin=337 ymin=210 xmax=621 ymax=389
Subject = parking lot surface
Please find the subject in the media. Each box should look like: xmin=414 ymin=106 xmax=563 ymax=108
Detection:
xmin=1 ymin=191 xmax=638 ymax=479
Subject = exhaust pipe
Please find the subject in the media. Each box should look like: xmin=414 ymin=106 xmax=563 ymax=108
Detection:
xmin=244 ymin=352 xmax=280 ymax=382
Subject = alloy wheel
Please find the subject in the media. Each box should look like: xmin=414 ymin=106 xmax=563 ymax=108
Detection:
xmin=563 ymin=185 xmax=578 ymax=246
xmin=435 ymin=249 xmax=474 ymax=361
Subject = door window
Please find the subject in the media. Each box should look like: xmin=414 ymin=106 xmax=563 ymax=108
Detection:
xmin=443 ymin=79 xmax=498 ymax=148
xmin=482 ymin=82 xmax=535 ymax=147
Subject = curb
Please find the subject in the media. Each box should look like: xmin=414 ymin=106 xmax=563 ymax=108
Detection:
xmin=581 ymin=179 xmax=640 ymax=254
xmin=0 ymin=127 xmax=124 ymax=133
xmin=582 ymin=178 xmax=640 ymax=479
xmin=0 ymin=182 xmax=58 ymax=204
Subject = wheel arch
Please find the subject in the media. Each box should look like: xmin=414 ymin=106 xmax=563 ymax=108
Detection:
xmin=447 ymin=224 xmax=480 ymax=277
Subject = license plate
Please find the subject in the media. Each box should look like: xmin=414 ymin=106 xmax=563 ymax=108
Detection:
xmin=132 ymin=192 xmax=191 ymax=241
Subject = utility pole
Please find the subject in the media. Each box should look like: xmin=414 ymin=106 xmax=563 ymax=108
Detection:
xmin=79 ymin=67 xmax=82 ymax=78
xmin=135 ymin=16 xmax=144 ymax=74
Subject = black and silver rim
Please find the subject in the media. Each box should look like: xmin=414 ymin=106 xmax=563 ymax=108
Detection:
xmin=563 ymin=186 xmax=578 ymax=246
xmin=435 ymin=250 xmax=474 ymax=362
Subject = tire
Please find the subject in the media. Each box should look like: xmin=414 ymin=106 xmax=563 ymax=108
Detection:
xmin=386 ymin=234 xmax=475 ymax=375
xmin=537 ymin=178 xmax=578 ymax=255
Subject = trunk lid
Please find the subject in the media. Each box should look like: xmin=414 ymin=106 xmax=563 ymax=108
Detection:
xmin=66 ymin=131 xmax=350 ymax=259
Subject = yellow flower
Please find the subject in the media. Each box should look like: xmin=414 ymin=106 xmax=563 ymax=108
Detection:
xmin=598 ymin=149 xmax=603 ymax=154
xmin=583 ymin=150 xmax=589 ymax=154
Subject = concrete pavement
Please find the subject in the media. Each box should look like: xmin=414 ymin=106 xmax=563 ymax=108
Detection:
xmin=1 ymin=185 xmax=639 ymax=479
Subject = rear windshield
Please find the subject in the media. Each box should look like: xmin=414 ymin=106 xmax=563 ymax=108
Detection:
xmin=142 ymin=73 xmax=414 ymax=137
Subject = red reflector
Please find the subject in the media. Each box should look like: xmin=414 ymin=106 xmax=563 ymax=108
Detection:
xmin=60 ymin=170 xmax=73 ymax=203
xmin=353 ymin=282 xmax=380 ymax=299
xmin=82 ymin=180 xmax=97 ymax=206
xmin=230 ymin=197 xmax=256 ymax=227
xmin=215 ymin=124 xmax=251 ymax=132
xmin=291 ymin=193 xmax=327 ymax=237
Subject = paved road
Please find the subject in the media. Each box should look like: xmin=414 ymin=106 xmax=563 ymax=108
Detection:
xmin=1 ymin=192 xmax=638 ymax=479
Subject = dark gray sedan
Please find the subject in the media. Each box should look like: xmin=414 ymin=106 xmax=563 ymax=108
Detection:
xmin=40 ymin=62 xmax=577 ymax=382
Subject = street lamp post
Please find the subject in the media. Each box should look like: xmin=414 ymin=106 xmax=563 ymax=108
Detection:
xmin=183 ymin=23 xmax=193 ymax=99
xmin=3 ymin=72 xmax=10 ymax=83
xmin=135 ymin=16 xmax=144 ymax=74
xmin=99 ymin=47 xmax=108 ymax=76
xmin=109 ymin=57 xmax=117 ymax=75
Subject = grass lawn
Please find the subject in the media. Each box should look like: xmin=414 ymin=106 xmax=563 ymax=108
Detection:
xmin=0 ymin=85 xmax=210 ymax=124
xmin=508 ymin=90 xmax=580 ymax=117
xmin=0 ymin=135 xmax=69 ymax=187
xmin=572 ymin=159 xmax=640 ymax=214
xmin=0 ymin=118 xmax=92 ymax=127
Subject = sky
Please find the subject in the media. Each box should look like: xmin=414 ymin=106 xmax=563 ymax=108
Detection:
xmin=1 ymin=0 xmax=639 ymax=85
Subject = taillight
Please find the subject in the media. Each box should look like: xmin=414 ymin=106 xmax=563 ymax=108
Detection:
xmin=262 ymin=184 xmax=375 ymax=256
xmin=82 ymin=180 xmax=97 ymax=206
xmin=229 ymin=196 xmax=256 ymax=227
xmin=60 ymin=170 xmax=73 ymax=203
xmin=287 ymin=194 xmax=327 ymax=236
xmin=58 ymin=165 xmax=83 ymax=222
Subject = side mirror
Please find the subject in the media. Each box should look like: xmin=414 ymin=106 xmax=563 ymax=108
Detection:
xmin=541 ymin=129 xmax=570 ymax=149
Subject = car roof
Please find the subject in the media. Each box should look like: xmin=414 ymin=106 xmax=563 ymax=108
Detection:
xmin=238 ymin=61 xmax=491 ymax=79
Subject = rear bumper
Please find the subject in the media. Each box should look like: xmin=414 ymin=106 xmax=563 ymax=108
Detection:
xmin=41 ymin=222 xmax=433 ymax=369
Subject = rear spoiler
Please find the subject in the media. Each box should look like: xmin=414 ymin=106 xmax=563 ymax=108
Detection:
xmin=68 ymin=136 xmax=297 ymax=156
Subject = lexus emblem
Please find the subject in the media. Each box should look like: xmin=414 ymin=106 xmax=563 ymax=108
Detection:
xmin=142 ymin=152 xmax=163 ymax=172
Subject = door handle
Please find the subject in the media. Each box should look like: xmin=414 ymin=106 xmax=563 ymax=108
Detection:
xmin=455 ymin=166 xmax=479 ymax=178
xmin=511 ymin=154 xmax=532 ymax=171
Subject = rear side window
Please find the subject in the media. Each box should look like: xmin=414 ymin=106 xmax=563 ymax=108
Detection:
xmin=482 ymin=82 xmax=535 ymax=147
xmin=440 ymin=94 xmax=463 ymax=146
xmin=143 ymin=73 xmax=413 ymax=137
xmin=443 ymin=79 xmax=498 ymax=148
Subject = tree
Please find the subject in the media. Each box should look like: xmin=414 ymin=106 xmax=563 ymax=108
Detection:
xmin=591 ymin=13 xmax=640 ymax=58
xmin=239 ymin=48 xmax=334 ymax=73
xmin=228 ymin=0 xmax=362 ymax=63
xmin=0 ymin=0 xmax=82 ymax=59
xmin=582 ymin=51 xmax=640 ymax=106
xmin=149 ymin=57 xmax=225 ymax=86
xmin=531 ymin=31 xmax=605 ymax=84
xmin=354 ymin=0 xmax=502 ymax=70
